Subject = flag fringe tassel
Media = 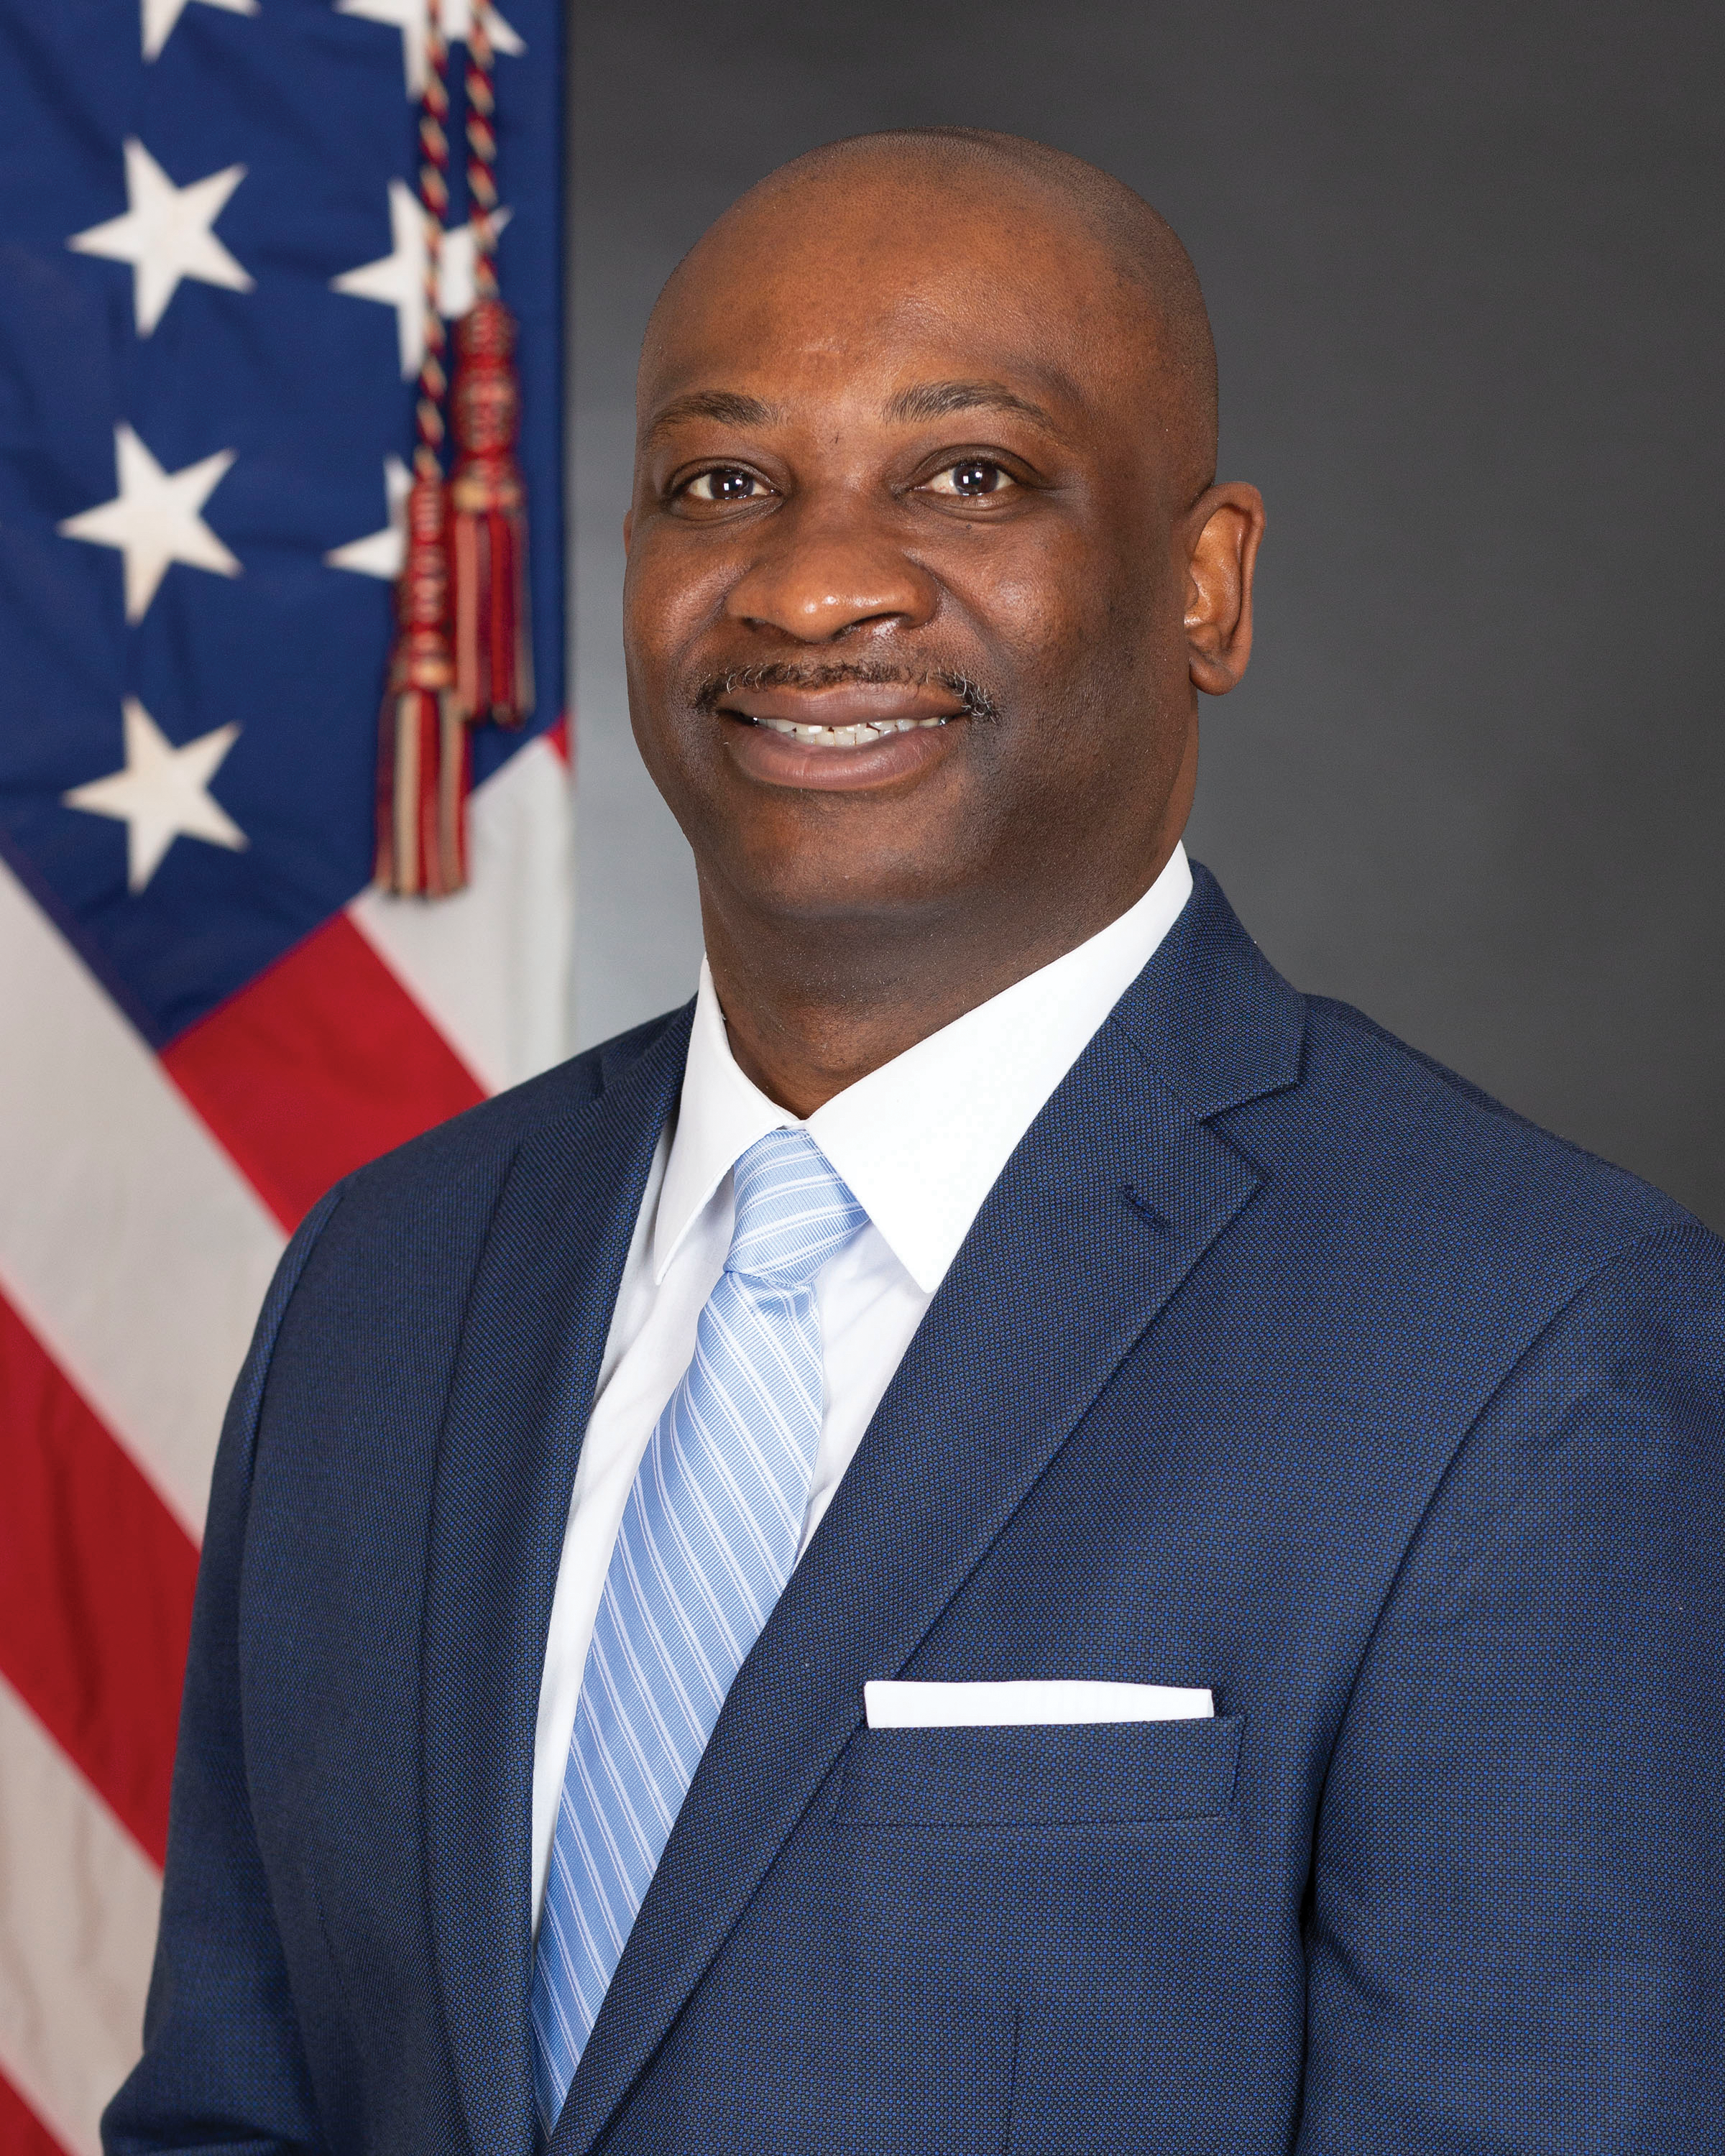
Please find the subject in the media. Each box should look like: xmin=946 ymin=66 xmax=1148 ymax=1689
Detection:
xmin=377 ymin=474 xmax=469 ymax=897
xmin=449 ymin=296 xmax=533 ymax=727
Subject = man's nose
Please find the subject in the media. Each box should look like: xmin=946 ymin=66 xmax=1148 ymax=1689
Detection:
xmin=723 ymin=495 xmax=937 ymax=642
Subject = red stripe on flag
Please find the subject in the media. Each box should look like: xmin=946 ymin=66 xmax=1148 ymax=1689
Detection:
xmin=0 ymin=1289 xmax=196 ymax=1867
xmin=161 ymin=911 xmax=486 ymax=1232
xmin=0 ymin=2070 xmax=71 ymax=2156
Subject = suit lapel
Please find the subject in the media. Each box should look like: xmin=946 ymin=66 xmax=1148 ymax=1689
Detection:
xmin=554 ymin=870 xmax=1305 ymax=2155
xmin=420 ymin=1010 xmax=692 ymax=2156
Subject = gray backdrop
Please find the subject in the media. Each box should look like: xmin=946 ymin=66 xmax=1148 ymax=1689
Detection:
xmin=571 ymin=1 xmax=1724 ymax=1227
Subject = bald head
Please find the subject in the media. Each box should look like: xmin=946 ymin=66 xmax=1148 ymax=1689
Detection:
xmin=645 ymin=128 xmax=1219 ymax=505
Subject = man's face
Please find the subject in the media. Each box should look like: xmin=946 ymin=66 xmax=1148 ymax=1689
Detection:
xmin=624 ymin=165 xmax=1230 ymax=949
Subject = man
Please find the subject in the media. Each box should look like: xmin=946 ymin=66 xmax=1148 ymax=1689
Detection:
xmin=110 ymin=130 xmax=1722 ymax=2155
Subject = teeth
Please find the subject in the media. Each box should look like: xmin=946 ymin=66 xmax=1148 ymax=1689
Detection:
xmin=752 ymin=715 xmax=949 ymax=746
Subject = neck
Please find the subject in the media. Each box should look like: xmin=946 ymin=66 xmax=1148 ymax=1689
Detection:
xmin=702 ymin=843 xmax=1182 ymax=1119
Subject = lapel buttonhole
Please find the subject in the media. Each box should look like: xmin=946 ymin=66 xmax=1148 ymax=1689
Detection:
xmin=1123 ymin=1183 xmax=1174 ymax=1236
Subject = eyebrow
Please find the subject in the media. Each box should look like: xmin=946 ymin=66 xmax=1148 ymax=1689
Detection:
xmin=883 ymin=379 xmax=1064 ymax=433
xmin=645 ymin=377 xmax=1071 ymax=448
xmin=643 ymin=389 xmax=779 ymax=444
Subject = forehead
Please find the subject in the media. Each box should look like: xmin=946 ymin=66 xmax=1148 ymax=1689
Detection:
xmin=638 ymin=170 xmax=1159 ymax=428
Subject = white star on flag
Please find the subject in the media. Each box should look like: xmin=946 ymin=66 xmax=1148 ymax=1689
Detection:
xmin=58 ymin=423 xmax=241 ymax=624
xmin=336 ymin=0 xmax=525 ymax=99
xmin=142 ymin=0 xmax=258 ymax=65
xmin=331 ymin=179 xmax=512 ymax=378
xmin=68 ymin=139 xmax=253 ymax=337
xmin=63 ymin=697 xmax=246 ymax=891
xmin=326 ymin=456 xmax=412 ymax=579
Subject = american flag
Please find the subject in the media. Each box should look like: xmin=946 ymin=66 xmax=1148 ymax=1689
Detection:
xmin=0 ymin=4 xmax=566 ymax=2147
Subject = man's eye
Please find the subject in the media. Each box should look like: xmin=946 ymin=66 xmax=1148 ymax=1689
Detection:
xmin=681 ymin=467 xmax=765 ymax=504
xmin=921 ymin=459 xmax=1017 ymax=500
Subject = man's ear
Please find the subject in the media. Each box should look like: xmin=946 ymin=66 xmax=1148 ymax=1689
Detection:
xmin=1183 ymin=482 xmax=1266 ymax=695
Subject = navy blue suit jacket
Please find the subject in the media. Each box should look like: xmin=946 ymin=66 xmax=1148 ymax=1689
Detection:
xmin=107 ymin=868 xmax=1724 ymax=2155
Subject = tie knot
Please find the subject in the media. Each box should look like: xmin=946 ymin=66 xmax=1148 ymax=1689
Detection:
xmin=726 ymin=1128 xmax=868 ymax=1286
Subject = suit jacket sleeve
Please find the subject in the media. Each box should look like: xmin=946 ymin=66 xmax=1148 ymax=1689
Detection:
xmin=103 ymin=1186 xmax=349 ymax=2156
xmin=1299 ymin=1225 xmax=1725 ymax=2154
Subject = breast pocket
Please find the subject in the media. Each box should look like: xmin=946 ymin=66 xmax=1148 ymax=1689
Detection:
xmin=831 ymin=1714 xmax=1242 ymax=1827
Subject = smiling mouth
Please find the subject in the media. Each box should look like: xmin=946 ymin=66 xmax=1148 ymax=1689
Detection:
xmin=695 ymin=663 xmax=998 ymax=747
xmin=748 ymin=713 xmax=954 ymax=749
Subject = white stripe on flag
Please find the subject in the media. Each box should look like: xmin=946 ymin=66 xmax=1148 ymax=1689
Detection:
xmin=0 ymin=856 xmax=286 ymax=1538
xmin=0 ymin=1677 xmax=159 ymax=2156
xmin=350 ymin=733 xmax=576 ymax=1093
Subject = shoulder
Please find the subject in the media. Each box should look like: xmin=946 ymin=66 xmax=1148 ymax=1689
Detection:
xmin=300 ymin=1003 xmax=690 ymax=1251
xmin=1310 ymin=992 xmax=1691 ymax=1227
xmin=1157 ymin=863 xmax=1703 ymax=1289
xmin=1248 ymin=989 xmax=1716 ymax=1323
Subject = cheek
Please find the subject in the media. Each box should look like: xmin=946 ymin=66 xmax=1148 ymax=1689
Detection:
xmin=940 ymin=520 xmax=1160 ymax=684
xmin=623 ymin=554 xmax=714 ymax=796
xmin=623 ymin=525 xmax=728 ymax=673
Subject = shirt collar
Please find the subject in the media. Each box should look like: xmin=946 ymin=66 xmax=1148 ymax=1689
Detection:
xmin=652 ymin=843 xmax=1194 ymax=1293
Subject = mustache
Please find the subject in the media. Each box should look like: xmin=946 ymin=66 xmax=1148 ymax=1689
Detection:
xmin=692 ymin=660 xmax=1000 ymax=724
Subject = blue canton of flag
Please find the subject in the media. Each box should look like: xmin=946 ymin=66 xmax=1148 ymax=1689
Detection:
xmin=0 ymin=0 xmax=564 ymax=1047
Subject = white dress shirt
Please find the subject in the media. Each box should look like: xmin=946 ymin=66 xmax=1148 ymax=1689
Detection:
xmin=529 ymin=843 xmax=1194 ymax=1922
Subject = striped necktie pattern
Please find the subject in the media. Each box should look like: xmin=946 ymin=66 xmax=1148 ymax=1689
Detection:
xmin=530 ymin=1126 xmax=868 ymax=2134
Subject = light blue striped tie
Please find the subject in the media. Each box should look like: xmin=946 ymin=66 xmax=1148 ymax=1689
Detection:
xmin=530 ymin=1127 xmax=868 ymax=2134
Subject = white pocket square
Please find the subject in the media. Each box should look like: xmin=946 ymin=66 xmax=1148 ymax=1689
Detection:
xmin=863 ymin=1680 xmax=1214 ymax=1728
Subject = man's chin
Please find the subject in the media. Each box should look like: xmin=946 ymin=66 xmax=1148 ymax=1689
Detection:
xmin=723 ymin=841 xmax=983 ymax=939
